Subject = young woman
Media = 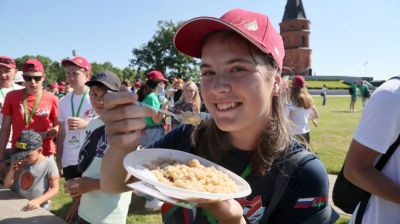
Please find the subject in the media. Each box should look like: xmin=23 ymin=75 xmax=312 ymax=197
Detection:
xmin=288 ymin=75 xmax=319 ymax=144
xmin=170 ymin=81 xmax=201 ymax=129
xmin=100 ymin=8 xmax=337 ymax=224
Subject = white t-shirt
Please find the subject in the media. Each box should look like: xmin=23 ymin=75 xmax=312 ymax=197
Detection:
xmin=287 ymin=103 xmax=313 ymax=135
xmin=350 ymin=78 xmax=400 ymax=224
xmin=78 ymin=118 xmax=132 ymax=224
xmin=0 ymin=84 xmax=24 ymax=148
xmin=58 ymin=91 xmax=95 ymax=167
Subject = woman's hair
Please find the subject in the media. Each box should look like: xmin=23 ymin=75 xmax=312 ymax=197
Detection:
xmin=191 ymin=31 xmax=291 ymax=175
xmin=177 ymin=81 xmax=201 ymax=112
xmin=137 ymin=79 xmax=162 ymax=102
xmin=290 ymin=86 xmax=314 ymax=109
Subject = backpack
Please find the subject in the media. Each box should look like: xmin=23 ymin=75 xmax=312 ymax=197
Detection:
xmin=333 ymin=133 xmax=400 ymax=223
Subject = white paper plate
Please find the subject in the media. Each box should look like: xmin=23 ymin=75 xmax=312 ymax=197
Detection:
xmin=127 ymin=181 xmax=196 ymax=209
xmin=123 ymin=148 xmax=252 ymax=201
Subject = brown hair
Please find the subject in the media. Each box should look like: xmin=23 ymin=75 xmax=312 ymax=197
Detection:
xmin=289 ymin=86 xmax=314 ymax=109
xmin=191 ymin=31 xmax=291 ymax=175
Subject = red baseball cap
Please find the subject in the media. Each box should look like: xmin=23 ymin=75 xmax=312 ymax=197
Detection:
xmin=49 ymin=83 xmax=58 ymax=89
xmin=292 ymin=75 xmax=306 ymax=88
xmin=147 ymin=70 xmax=167 ymax=82
xmin=61 ymin=56 xmax=91 ymax=74
xmin=22 ymin=58 xmax=44 ymax=73
xmin=134 ymin=81 xmax=142 ymax=88
xmin=173 ymin=8 xmax=285 ymax=71
xmin=0 ymin=56 xmax=16 ymax=69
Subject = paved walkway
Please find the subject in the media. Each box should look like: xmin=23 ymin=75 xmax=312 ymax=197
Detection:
xmin=328 ymin=174 xmax=351 ymax=218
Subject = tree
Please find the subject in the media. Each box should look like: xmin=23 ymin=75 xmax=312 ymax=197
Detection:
xmin=130 ymin=20 xmax=200 ymax=81
xmin=15 ymin=55 xmax=64 ymax=85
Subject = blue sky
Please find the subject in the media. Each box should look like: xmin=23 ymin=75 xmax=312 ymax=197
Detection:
xmin=1 ymin=0 xmax=399 ymax=80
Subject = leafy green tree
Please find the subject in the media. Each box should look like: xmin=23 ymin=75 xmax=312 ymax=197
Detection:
xmin=130 ymin=20 xmax=200 ymax=81
xmin=15 ymin=55 xmax=64 ymax=85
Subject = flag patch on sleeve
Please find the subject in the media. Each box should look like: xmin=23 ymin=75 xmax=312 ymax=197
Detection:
xmin=294 ymin=197 xmax=327 ymax=208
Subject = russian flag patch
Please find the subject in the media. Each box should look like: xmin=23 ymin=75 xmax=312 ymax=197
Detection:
xmin=294 ymin=197 xmax=327 ymax=208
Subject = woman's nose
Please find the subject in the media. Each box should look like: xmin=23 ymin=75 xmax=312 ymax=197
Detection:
xmin=210 ymin=73 xmax=231 ymax=94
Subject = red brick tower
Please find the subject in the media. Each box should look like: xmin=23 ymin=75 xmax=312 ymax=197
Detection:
xmin=280 ymin=0 xmax=312 ymax=76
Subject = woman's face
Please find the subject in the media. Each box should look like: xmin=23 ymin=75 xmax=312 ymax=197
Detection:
xmin=200 ymin=33 xmax=276 ymax=138
xmin=183 ymin=83 xmax=197 ymax=102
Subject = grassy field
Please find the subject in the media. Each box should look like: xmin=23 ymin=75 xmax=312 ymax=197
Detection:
xmin=289 ymin=80 xmax=350 ymax=89
xmin=51 ymin=95 xmax=364 ymax=223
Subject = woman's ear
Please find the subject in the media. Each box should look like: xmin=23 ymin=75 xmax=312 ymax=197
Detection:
xmin=273 ymin=75 xmax=281 ymax=96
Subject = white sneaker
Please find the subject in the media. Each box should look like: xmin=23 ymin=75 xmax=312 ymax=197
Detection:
xmin=144 ymin=199 xmax=163 ymax=211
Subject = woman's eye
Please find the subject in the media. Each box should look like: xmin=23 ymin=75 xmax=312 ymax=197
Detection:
xmin=201 ymin=71 xmax=214 ymax=76
xmin=231 ymin=67 xmax=245 ymax=73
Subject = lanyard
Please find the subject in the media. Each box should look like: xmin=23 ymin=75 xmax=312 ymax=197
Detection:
xmin=71 ymin=89 xmax=88 ymax=117
xmin=0 ymin=84 xmax=14 ymax=99
xmin=203 ymin=164 xmax=253 ymax=224
xmin=24 ymin=89 xmax=42 ymax=126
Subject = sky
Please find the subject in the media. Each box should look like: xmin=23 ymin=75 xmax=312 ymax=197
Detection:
xmin=1 ymin=0 xmax=399 ymax=81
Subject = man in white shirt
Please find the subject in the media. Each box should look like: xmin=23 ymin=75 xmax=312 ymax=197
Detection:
xmin=56 ymin=56 xmax=95 ymax=181
xmin=0 ymin=56 xmax=24 ymax=179
xmin=344 ymin=77 xmax=400 ymax=224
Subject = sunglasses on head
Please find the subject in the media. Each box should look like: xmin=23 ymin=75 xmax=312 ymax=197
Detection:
xmin=22 ymin=75 xmax=43 ymax=82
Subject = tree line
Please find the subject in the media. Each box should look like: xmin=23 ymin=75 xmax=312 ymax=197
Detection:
xmin=14 ymin=20 xmax=200 ymax=86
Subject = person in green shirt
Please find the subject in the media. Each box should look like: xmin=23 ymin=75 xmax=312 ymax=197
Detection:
xmin=136 ymin=70 xmax=168 ymax=211
xmin=358 ymin=81 xmax=370 ymax=107
xmin=350 ymin=81 xmax=358 ymax=112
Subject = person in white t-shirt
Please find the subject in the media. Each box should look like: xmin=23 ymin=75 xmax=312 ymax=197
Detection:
xmin=344 ymin=77 xmax=400 ymax=224
xmin=56 ymin=56 xmax=95 ymax=181
xmin=0 ymin=56 xmax=24 ymax=179
xmin=287 ymin=75 xmax=318 ymax=145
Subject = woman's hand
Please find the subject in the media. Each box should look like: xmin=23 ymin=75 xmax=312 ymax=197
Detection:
xmin=199 ymin=199 xmax=245 ymax=224
xmin=100 ymin=86 xmax=148 ymax=152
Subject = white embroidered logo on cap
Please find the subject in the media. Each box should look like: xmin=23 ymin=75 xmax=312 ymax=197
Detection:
xmin=274 ymin=46 xmax=280 ymax=58
xmin=231 ymin=17 xmax=258 ymax=31
xmin=245 ymin=20 xmax=258 ymax=31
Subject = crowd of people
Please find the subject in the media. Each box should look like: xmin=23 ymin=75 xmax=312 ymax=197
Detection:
xmin=0 ymin=7 xmax=398 ymax=224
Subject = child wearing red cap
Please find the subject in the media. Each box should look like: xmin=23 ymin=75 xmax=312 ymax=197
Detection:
xmin=100 ymin=8 xmax=337 ymax=224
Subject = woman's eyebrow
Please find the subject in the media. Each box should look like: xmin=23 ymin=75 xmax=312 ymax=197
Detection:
xmin=200 ymin=58 xmax=253 ymax=70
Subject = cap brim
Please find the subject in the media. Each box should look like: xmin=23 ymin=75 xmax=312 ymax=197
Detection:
xmin=0 ymin=63 xmax=15 ymax=69
xmin=12 ymin=150 xmax=32 ymax=160
xmin=85 ymin=80 xmax=119 ymax=92
xmin=62 ymin=59 xmax=82 ymax=68
xmin=173 ymin=17 xmax=271 ymax=59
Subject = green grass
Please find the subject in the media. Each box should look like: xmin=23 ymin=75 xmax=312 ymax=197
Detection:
xmin=310 ymin=96 xmax=362 ymax=174
xmin=289 ymin=80 xmax=350 ymax=89
xmin=51 ymin=95 xmax=363 ymax=223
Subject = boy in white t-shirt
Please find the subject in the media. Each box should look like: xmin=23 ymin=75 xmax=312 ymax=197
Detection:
xmin=56 ymin=56 xmax=95 ymax=181
xmin=344 ymin=77 xmax=400 ymax=224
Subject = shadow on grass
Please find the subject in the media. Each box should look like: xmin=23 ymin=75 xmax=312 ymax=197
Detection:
xmin=51 ymin=200 xmax=73 ymax=220
xmin=330 ymin=110 xmax=359 ymax=113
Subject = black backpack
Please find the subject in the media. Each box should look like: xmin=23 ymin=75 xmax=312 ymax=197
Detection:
xmin=333 ymin=133 xmax=400 ymax=223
